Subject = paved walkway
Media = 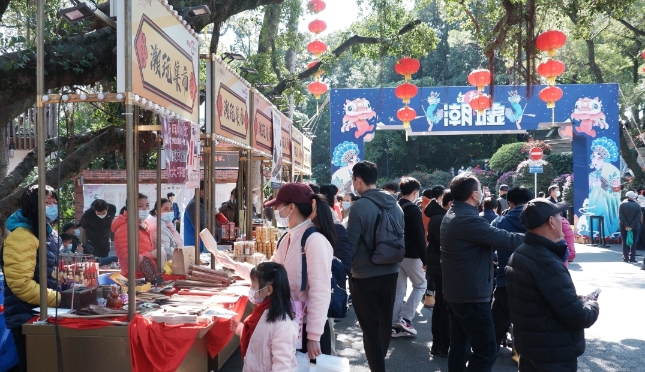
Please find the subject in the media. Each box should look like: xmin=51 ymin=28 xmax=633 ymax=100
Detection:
xmin=220 ymin=243 xmax=645 ymax=371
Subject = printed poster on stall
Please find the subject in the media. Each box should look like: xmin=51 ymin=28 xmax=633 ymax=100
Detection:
xmin=302 ymin=136 xmax=312 ymax=175
xmin=253 ymin=92 xmax=273 ymax=156
xmin=161 ymin=115 xmax=190 ymax=184
xmin=214 ymin=57 xmax=251 ymax=146
xmin=270 ymin=110 xmax=283 ymax=188
xmin=281 ymin=112 xmax=292 ymax=165
xmin=292 ymin=127 xmax=303 ymax=170
xmin=186 ymin=122 xmax=201 ymax=189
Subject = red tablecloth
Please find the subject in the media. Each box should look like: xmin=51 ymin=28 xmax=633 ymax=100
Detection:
xmin=28 ymin=315 xmax=128 ymax=329
xmin=206 ymin=296 xmax=249 ymax=358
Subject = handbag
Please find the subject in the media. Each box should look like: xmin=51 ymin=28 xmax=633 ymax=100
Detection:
xmin=626 ymin=229 xmax=634 ymax=247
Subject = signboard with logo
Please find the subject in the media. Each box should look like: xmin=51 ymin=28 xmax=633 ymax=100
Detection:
xmin=214 ymin=58 xmax=251 ymax=146
xmin=281 ymin=112 xmax=292 ymax=164
xmin=331 ymin=84 xmax=621 ymax=238
xmin=292 ymin=127 xmax=304 ymax=171
xmin=118 ymin=0 xmax=200 ymax=123
xmin=253 ymin=91 xmax=273 ymax=156
xmin=302 ymin=136 xmax=312 ymax=175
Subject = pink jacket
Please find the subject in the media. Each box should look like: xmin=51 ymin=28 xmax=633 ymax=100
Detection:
xmin=146 ymin=216 xmax=183 ymax=257
xmin=233 ymin=220 xmax=333 ymax=342
xmin=562 ymin=218 xmax=576 ymax=268
xmin=236 ymin=309 xmax=298 ymax=372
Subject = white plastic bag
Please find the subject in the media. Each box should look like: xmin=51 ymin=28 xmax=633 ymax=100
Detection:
xmin=295 ymin=352 xmax=350 ymax=372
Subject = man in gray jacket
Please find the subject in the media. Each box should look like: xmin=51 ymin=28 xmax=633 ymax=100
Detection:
xmin=619 ymin=190 xmax=642 ymax=263
xmin=440 ymin=173 xmax=524 ymax=372
xmin=347 ymin=161 xmax=404 ymax=372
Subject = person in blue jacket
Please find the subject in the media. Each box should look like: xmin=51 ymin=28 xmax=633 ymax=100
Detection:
xmin=183 ymin=181 xmax=206 ymax=251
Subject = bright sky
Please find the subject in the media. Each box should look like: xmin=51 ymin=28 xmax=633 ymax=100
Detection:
xmin=298 ymin=0 xmax=360 ymax=35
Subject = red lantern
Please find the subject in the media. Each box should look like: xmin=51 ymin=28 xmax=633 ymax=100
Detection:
xmin=394 ymin=83 xmax=418 ymax=104
xmin=468 ymin=94 xmax=491 ymax=114
xmin=308 ymin=19 xmax=327 ymax=34
xmin=308 ymin=0 xmax=326 ymax=13
xmin=642 ymin=50 xmax=645 ymax=59
xmin=537 ymin=59 xmax=565 ymax=85
xmin=308 ymin=61 xmax=325 ymax=77
xmin=536 ymin=30 xmax=567 ymax=57
xmin=307 ymin=40 xmax=327 ymax=57
xmin=539 ymin=86 xmax=563 ymax=109
xmin=467 ymin=69 xmax=491 ymax=92
xmin=396 ymin=106 xmax=416 ymax=128
xmin=308 ymin=81 xmax=328 ymax=99
xmin=394 ymin=57 xmax=420 ymax=81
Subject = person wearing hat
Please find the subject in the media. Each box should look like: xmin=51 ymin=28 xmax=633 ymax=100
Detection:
xmin=506 ymin=198 xmax=600 ymax=372
xmin=62 ymin=222 xmax=84 ymax=254
xmin=619 ymin=190 xmax=642 ymax=263
xmin=217 ymin=183 xmax=336 ymax=360
xmin=496 ymin=184 xmax=509 ymax=215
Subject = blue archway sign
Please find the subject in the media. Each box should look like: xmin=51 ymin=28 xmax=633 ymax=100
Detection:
xmin=330 ymin=84 xmax=620 ymax=238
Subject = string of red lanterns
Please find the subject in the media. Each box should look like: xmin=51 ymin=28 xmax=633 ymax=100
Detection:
xmin=536 ymin=29 xmax=566 ymax=109
xmin=306 ymin=0 xmax=328 ymax=100
xmin=393 ymin=57 xmax=420 ymax=128
xmin=466 ymin=68 xmax=492 ymax=113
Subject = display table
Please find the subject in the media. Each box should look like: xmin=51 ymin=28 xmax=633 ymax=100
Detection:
xmin=22 ymin=298 xmax=251 ymax=372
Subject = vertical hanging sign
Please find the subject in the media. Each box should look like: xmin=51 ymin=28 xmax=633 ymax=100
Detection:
xmin=161 ymin=115 xmax=190 ymax=184
xmin=270 ymin=110 xmax=283 ymax=188
xmin=186 ymin=122 xmax=201 ymax=189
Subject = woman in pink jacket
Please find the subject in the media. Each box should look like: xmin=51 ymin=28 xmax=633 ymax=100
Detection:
xmin=218 ymin=183 xmax=335 ymax=360
xmin=111 ymin=193 xmax=156 ymax=278
xmin=561 ymin=218 xmax=576 ymax=268
xmin=147 ymin=198 xmax=183 ymax=266
xmin=230 ymin=262 xmax=298 ymax=371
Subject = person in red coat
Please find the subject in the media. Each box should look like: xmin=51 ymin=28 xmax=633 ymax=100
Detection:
xmin=112 ymin=193 xmax=156 ymax=278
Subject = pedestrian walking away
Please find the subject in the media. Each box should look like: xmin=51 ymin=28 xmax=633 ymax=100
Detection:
xmin=619 ymin=191 xmax=642 ymax=263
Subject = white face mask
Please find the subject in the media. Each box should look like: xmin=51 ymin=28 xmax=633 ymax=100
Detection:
xmin=275 ymin=205 xmax=291 ymax=227
xmin=96 ymin=213 xmax=107 ymax=219
xmin=248 ymin=286 xmax=268 ymax=305
xmin=161 ymin=212 xmax=174 ymax=222
xmin=555 ymin=191 xmax=561 ymax=198
xmin=138 ymin=211 xmax=149 ymax=221
xmin=342 ymin=201 xmax=351 ymax=210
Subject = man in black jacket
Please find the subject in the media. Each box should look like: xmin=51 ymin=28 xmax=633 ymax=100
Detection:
xmin=423 ymin=185 xmax=445 ymax=307
xmin=619 ymin=190 xmax=642 ymax=263
xmin=79 ymin=199 xmax=116 ymax=258
xmin=506 ymin=198 xmax=599 ymax=371
xmin=440 ymin=173 xmax=524 ymax=371
xmin=426 ymin=190 xmax=454 ymax=357
xmin=391 ymin=177 xmax=427 ymax=337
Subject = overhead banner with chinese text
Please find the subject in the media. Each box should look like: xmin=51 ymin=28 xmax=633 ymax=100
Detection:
xmin=214 ymin=58 xmax=251 ymax=146
xmin=119 ymin=0 xmax=199 ymax=123
xmin=302 ymin=136 xmax=312 ymax=175
xmin=281 ymin=112 xmax=292 ymax=164
xmin=253 ymin=91 xmax=273 ymax=156
xmin=330 ymin=84 xmax=620 ymax=237
xmin=161 ymin=115 xmax=189 ymax=184
xmin=292 ymin=127 xmax=304 ymax=171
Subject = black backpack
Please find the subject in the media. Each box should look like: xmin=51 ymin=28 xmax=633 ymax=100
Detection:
xmin=277 ymin=226 xmax=349 ymax=319
xmin=363 ymin=198 xmax=405 ymax=265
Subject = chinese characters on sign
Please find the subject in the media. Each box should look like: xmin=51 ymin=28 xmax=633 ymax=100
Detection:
xmin=161 ymin=115 xmax=190 ymax=184
xmin=270 ymin=111 xmax=283 ymax=189
xmin=442 ymin=102 xmax=506 ymax=127
xmin=186 ymin=122 xmax=201 ymax=189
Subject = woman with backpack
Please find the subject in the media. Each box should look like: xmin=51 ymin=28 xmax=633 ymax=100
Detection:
xmin=217 ymin=183 xmax=336 ymax=359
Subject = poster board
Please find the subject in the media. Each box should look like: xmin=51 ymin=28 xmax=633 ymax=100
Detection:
xmin=280 ymin=112 xmax=292 ymax=164
xmin=270 ymin=110 xmax=282 ymax=188
xmin=214 ymin=57 xmax=251 ymax=146
xmin=253 ymin=91 xmax=273 ymax=157
xmin=291 ymin=127 xmax=304 ymax=171
xmin=302 ymin=136 xmax=312 ymax=175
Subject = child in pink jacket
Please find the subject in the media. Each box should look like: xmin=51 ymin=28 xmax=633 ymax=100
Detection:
xmin=561 ymin=218 xmax=576 ymax=268
xmin=230 ymin=262 xmax=298 ymax=372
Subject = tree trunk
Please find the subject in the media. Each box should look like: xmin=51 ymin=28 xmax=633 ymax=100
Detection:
xmin=586 ymin=39 xmax=604 ymax=83
xmin=620 ymin=128 xmax=643 ymax=185
xmin=258 ymin=5 xmax=282 ymax=54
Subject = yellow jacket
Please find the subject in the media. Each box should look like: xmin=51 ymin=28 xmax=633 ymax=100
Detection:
xmin=4 ymin=227 xmax=58 ymax=307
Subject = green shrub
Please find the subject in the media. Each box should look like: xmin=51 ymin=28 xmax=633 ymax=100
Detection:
xmin=405 ymin=170 xmax=453 ymax=190
xmin=489 ymin=142 xmax=526 ymax=173
xmin=513 ymin=160 xmax=558 ymax=196
xmin=547 ymin=152 xmax=573 ymax=175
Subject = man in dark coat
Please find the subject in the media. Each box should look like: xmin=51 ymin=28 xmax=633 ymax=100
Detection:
xmin=62 ymin=222 xmax=85 ymax=254
xmin=79 ymin=199 xmax=116 ymax=258
xmin=440 ymin=174 xmax=524 ymax=371
xmin=506 ymin=198 xmax=600 ymax=371
xmin=619 ymin=190 xmax=642 ymax=263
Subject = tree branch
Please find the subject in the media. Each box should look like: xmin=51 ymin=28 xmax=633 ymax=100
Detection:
xmin=0 ymin=0 xmax=9 ymax=22
xmin=617 ymin=19 xmax=645 ymax=37
xmin=267 ymin=20 xmax=422 ymax=97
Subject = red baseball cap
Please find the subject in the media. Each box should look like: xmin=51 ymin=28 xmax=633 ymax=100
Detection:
xmin=264 ymin=183 xmax=314 ymax=207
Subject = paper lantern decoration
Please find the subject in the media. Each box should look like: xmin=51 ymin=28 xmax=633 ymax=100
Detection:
xmin=539 ymin=86 xmax=563 ymax=108
xmin=308 ymin=81 xmax=328 ymax=99
xmin=642 ymin=50 xmax=645 ymax=59
xmin=308 ymin=19 xmax=327 ymax=34
xmin=467 ymin=69 xmax=491 ymax=91
xmin=308 ymin=61 xmax=325 ymax=77
xmin=308 ymin=0 xmax=326 ymax=13
xmin=468 ymin=94 xmax=491 ymax=114
xmin=536 ymin=30 xmax=567 ymax=57
xmin=537 ymin=59 xmax=565 ymax=85
xmin=307 ymin=40 xmax=327 ymax=57
xmin=394 ymin=57 xmax=420 ymax=81
xmin=397 ymin=106 xmax=416 ymax=128
xmin=394 ymin=83 xmax=418 ymax=104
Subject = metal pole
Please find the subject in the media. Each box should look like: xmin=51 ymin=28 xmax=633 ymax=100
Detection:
xmin=156 ymin=135 xmax=162 ymax=272
xmin=194 ymin=187 xmax=200 ymax=266
xmin=36 ymin=0 xmax=48 ymax=321
xmin=209 ymin=56 xmax=218 ymax=268
xmin=247 ymin=93 xmax=255 ymax=239
xmin=124 ymin=0 xmax=137 ymax=320
xmin=534 ymin=172 xmax=537 ymax=198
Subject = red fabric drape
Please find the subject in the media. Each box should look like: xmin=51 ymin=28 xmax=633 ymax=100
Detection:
xmin=28 ymin=315 xmax=128 ymax=330
xmin=129 ymin=314 xmax=201 ymax=372
xmin=206 ymin=296 xmax=249 ymax=358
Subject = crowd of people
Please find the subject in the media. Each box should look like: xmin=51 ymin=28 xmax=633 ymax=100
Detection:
xmin=2 ymin=161 xmax=607 ymax=372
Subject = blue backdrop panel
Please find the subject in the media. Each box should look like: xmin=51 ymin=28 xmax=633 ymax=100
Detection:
xmin=330 ymin=84 xmax=620 ymax=236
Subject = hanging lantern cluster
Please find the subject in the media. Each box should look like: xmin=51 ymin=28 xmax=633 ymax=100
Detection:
xmin=536 ymin=30 xmax=566 ymax=108
xmin=394 ymin=57 xmax=420 ymax=128
xmin=467 ymin=68 xmax=492 ymax=114
xmin=306 ymin=0 xmax=328 ymax=99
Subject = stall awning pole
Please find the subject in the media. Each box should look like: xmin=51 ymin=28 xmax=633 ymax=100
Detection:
xmin=36 ymin=0 xmax=48 ymax=321
xmin=246 ymin=92 xmax=255 ymax=239
xmin=156 ymin=135 xmax=162 ymax=271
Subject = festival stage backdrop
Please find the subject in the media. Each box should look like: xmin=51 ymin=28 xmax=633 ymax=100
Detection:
xmin=330 ymin=84 xmax=620 ymax=237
